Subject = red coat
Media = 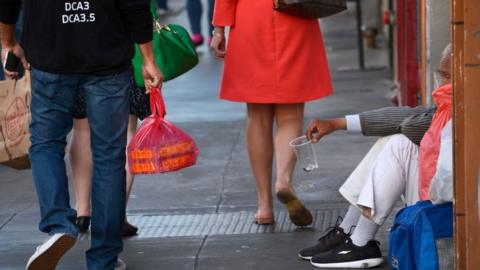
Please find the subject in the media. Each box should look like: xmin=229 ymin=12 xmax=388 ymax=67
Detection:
xmin=213 ymin=0 xmax=333 ymax=103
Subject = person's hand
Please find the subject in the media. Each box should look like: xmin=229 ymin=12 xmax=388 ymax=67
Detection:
xmin=1 ymin=41 xmax=30 ymax=79
xmin=142 ymin=61 xmax=164 ymax=93
xmin=306 ymin=118 xmax=346 ymax=143
xmin=210 ymin=29 xmax=226 ymax=60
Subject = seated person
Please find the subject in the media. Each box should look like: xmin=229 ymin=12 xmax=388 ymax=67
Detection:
xmin=298 ymin=44 xmax=452 ymax=269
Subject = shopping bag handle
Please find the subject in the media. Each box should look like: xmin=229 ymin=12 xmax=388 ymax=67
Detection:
xmin=149 ymin=87 xmax=166 ymax=118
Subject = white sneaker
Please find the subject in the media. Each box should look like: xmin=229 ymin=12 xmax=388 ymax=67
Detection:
xmin=115 ymin=258 xmax=127 ymax=270
xmin=26 ymin=233 xmax=76 ymax=270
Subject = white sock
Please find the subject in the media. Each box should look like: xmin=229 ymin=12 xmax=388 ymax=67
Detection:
xmin=350 ymin=215 xmax=380 ymax=247
xmin=339 ymin=205 xmax=361 ymax=232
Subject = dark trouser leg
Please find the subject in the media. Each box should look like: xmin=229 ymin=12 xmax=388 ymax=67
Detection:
xmin=208 ymin=0 xmax=215 ymax=34
xmin=83 ymin=70 xmax=130 ymax=270
xmin=29 ymin=69 xmax=79 ymax=237
xmin=187 ymin=0 xmax=203 ymax=34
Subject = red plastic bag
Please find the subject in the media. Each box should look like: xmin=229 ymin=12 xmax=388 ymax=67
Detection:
xmin=127 ymin=87 xmax=199 ymax=174
xmin=419 ymin=84 xmax=452 ymax=200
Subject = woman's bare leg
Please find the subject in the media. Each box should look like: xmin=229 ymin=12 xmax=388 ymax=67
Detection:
xmin=273 ymin=103 xmax=312 ymax=226
xmin=274 ymin=103 xmax=304 ymax=193
xmin=70 ymin=118 xmax=93 ymax=217
xmin=125 ymin=115 xmax=138 ymax=206
xmin=123 ymin=115 xmax=139 ymax=234
xmin=246 ymin=103 xmax=275 ymax=219
xmin=70 ymin=115 xmax=139 ymax=227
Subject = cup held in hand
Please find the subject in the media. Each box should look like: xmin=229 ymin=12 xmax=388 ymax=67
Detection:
xmin=289 ymin=136 xmax=319 ymax=172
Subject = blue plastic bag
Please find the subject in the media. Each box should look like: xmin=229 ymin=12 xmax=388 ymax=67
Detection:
xmin=388 ymin=201 xmax=453 ymax=270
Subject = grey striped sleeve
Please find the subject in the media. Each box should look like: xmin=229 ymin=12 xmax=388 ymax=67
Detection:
xmin=359 ymin=106 xmax=436 ymax=145
xmin=399 ymin=108 xmax=436 ymax=144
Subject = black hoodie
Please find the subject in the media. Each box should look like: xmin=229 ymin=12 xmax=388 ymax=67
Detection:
xmin=0 ymin=0 xmax=152 ymax=75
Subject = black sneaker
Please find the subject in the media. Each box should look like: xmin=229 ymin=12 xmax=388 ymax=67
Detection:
xmin=298 ymin=218 xmax=349 ymax=260
xmin=310 ymin=239 xmax=383 ymax=268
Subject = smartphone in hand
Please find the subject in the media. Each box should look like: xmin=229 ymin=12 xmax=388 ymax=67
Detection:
xmin=3 ymin=51 xmax=25 ymax=78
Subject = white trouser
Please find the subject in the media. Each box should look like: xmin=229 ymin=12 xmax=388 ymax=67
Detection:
xmin=339 ymin=134 xmax=420 ymax=225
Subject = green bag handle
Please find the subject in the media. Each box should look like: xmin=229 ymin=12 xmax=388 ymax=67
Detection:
xmin=150 ymin=0 xmax=160 ymax=20
xmin=131 ymin=25 xmax=199 ymax=86
xmin=132 ymin=1 xmax=199 ymax=87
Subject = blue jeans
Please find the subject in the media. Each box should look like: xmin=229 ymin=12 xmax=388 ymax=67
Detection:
xmin=187 ymin=0 xmax=215 ymax=35
xmin=29 ymin=68 xmax=130 ymax=270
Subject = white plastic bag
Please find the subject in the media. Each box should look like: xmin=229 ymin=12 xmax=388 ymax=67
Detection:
xmin=429 ymin=120 xmax=453 ymax=204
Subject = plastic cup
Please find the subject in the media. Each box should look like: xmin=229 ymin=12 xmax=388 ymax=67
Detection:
xmin=289 ymin=135 xmax=319 ymax=172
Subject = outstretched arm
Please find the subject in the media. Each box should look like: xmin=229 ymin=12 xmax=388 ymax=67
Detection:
xmin=359 ymin=106 xmax=435 ymax=144
xmin=306 ymin=105 xmax=435 ymax=143
xmin=306 ymin=118 xmax=347 ymax=142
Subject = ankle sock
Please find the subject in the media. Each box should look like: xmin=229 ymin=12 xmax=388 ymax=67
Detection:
xmin=339 ymin=205 xmax=361 ymax=232
xmin=350 ymin=215 xmax=380 ymax=247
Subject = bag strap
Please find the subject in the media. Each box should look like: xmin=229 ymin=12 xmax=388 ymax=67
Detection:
xmin=150 ymin=0 xmax=160 ymax=20
xmin=149 ymin=87 xmax=166 ymax=119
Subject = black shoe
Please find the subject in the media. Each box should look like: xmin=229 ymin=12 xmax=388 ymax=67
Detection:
xmin=310 ymin=239 xmax=383 ymax=268
xmin=298 ymin=218 xmax=349 ymax=260
xmin=122 ymin=221 xmax=138 ymax=237
xmin=76 ymin=216 xmax=90 ymax=233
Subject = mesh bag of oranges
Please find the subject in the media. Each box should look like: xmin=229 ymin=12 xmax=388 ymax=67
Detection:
xmin=127 ymin=87 xmax=199 ymax=174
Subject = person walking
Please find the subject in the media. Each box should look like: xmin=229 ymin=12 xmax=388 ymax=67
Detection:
xmin=210 ymin=0 xmax=333 ymax=226
xmin=187 ymin=0 xmax=215 ymax=46
xmin=71 ymin=0 xmax=158 ymax=238
xmin=0 ymin=1 xmax=163 ymax=270
xmin=71 ymin=75 xmax=151 ymax=237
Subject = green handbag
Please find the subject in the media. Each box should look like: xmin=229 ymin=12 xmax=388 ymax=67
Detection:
xmin=132 ymin=20 xmax=199 ymax=86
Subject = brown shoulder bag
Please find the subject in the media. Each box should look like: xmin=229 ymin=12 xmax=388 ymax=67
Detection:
xmin=274 ymin=0 xmax=347 ymax=19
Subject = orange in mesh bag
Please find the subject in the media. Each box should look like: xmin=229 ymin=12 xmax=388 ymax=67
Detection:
xmin=127 ymin=87 xmax=199 ymax=174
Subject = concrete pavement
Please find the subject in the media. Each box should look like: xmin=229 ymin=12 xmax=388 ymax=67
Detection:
xmin=0 ymin=2 xmax=395 ymax=269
